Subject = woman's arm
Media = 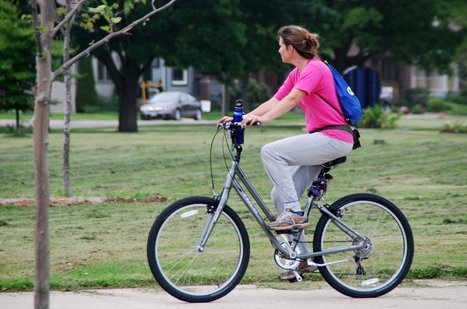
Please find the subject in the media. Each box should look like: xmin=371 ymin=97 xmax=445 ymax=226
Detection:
xmin=245 ymin=89 xmax=305 ymax=125
xmin=247 ymin=97 xmax=279 ymax=116
xmin=218 ymin=96 xmax=279 ymax=125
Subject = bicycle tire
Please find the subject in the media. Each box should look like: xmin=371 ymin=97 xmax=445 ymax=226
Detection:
xmin=313 ymin=193 xmax=414 ymax=298
xmin=147 ymin=196 xmax=250 ymax=302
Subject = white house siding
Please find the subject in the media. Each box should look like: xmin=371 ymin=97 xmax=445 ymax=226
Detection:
xmin=410 ymin=65 xmax=460 ymax=97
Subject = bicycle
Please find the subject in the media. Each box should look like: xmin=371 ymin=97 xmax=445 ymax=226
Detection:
xmin=147 ymin=111 xmax=414 ymax=303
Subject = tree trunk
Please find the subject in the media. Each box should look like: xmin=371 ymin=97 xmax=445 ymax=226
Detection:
xmin=333 ymin=47 xmax=353 ymax=73
xmin=63 ymin=68 xmax=71 ymax=197
xmin=62 ymin=0 xmax=75 ymax=198
xmin=333 ymin=42 xmax=372 ymax=73
xmin=34 ymin=1 xmax=54 ymax=308
xmin=117 ymin=58 xmax=140 ymax=132
xmin=240 ymin=76 xmax=249 ymax=111
xmin=15 ymin=108 xmax=21 ymax=135
xmin=221 ymin=84 xmax=228 ymax=116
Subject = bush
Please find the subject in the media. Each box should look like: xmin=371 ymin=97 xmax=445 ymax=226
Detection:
xmin=445 ymin=92 xmax=467 ymax=105
xmin=404 ymin=88 xmax=430 ymax=108
xmin=411 ymin=103 xmax=425 ymax=114
xmin=447 ymin=102 xmax=467 ymax=115
xmin=426 ymin=98 xmax=451 ymax=112
xmin=359 ymin=105 xmax=400 ymax=128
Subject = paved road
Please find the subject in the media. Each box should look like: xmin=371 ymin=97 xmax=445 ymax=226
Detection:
xmin=1 ymin=281 xmax=465 ymax=309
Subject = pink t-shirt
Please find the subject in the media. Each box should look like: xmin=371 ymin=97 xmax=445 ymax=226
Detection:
xmin=274 ymin=58 xmax=353 ymax=143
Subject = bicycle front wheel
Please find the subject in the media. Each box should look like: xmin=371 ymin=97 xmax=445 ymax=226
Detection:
xmin=147 ymin=196 xmax=250 ymax=303
xmin=313 ymin=193 xmax=414 ymax=298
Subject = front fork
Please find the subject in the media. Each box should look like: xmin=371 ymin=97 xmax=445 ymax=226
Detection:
xmin=196 ymin=163 xmax=236 ymax=252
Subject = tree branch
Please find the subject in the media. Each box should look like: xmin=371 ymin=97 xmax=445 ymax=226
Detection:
xmin=52 ymin=0 xmax=88 ymax=38
xmin=52 ymin=0 xmax=176 ymax=81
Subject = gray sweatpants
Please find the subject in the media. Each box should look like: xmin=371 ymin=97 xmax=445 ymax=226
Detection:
xmin=261 ymin=132 xmax=353 ymax=254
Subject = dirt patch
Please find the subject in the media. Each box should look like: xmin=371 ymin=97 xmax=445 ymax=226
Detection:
xmin=0 ymin=195 xmax=167 ymax=207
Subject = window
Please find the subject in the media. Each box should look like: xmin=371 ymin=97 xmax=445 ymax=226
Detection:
xmin=172 ymin=68 xmax=188 ymax=86
xmin=97 ymin=61 xmax=110 ymax=82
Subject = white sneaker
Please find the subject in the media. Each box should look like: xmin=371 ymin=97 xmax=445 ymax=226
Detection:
xmin=269 ymin=209 xmax=309 ymax=230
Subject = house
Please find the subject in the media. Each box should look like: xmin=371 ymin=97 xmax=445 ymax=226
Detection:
xmin=368 ymin=57 xmax=460 ymax=102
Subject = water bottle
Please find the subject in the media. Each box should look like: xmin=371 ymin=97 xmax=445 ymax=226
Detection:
xmin=232 ymin=99 xmax=244 ymax=144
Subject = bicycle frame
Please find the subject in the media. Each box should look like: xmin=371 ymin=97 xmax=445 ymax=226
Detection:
xmin=198 ymin=132 xmax=367 ymax=261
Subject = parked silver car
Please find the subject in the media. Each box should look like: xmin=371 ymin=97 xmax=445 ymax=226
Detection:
xmin=140 ymin=91 xmax=202 ymax=120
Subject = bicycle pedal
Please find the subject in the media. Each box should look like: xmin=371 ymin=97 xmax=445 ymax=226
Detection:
xmin=292 ymin=270 xmax=303 ymax=282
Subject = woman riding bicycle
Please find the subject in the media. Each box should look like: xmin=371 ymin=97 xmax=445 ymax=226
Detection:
xmin=220 ymin=25 xmax=354 ymax=279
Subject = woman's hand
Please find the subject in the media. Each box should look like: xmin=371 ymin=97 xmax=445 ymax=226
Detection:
xmin=242 ymin=114 xmax=262 ymax=127
xmin=217 ymin=116 xmax=233 ymax=126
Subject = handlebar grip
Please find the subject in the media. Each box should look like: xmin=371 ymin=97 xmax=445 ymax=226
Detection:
xmin=245 ymin=120 xmax=261 ymax=126
xmin=219 ymin=121 xmax=262 ymax=129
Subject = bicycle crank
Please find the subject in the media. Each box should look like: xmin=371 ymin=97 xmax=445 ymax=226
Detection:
xmin=274 ymin=247 xmax=300 ymax=269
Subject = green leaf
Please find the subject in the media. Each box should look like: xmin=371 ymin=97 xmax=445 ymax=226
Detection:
xmin=100 ymin=25 xmax=111 ymax=33
xmin=85 ymin=21 xmax=94 ymax=30
xmin=88 ymin=5 xmax=106 ymax=14
xmin=342 ymin=7 xmax=382 ymax=30
xmin=110 ymin=17 xmax=122 ymax=24
xmin=57 ymin=7 xmax=67 ymax=17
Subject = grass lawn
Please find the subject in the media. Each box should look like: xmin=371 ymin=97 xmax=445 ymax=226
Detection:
xmin=0 ymin=111 xmax=119 ymax=121
xmin=0 ymin=119 xmax=466 ymax=291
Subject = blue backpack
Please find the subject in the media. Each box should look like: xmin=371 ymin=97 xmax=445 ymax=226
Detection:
xmin=317 ymin=62 xmax=362 ymax=126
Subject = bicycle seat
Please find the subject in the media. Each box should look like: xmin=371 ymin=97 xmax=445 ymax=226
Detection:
xmin=322 ymin=156 xmax=346 ymax=169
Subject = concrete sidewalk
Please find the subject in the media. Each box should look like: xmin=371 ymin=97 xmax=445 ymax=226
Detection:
xmin=1 ymin=281 xmax=465 ymax=309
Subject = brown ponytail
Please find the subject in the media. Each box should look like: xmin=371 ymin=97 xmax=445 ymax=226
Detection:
xmin=278 ymin=25 xmax=320 ymax=59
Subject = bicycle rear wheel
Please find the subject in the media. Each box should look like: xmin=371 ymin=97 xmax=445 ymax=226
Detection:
xmin=313 ymin=193 xmax=414 ymax=298
xmin=147 ymin=196 xmax=250 ymax=303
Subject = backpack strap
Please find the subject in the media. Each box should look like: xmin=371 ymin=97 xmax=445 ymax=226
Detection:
xmin=316 ymin=92 xmax=347 ymax=121
xmin=309 ymin=125 xmax=353 ymax=134
xmin=317 ymin=60 xmax=353 ymax=124
xmin=311 ymin=125 xmax=361 ymax=150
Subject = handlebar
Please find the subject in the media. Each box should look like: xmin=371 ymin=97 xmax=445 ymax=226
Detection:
xmin=220 ymin=121 xmax=261 ymax=147
xmin=220 ymin=98 xmax=260 ymax=147
xmin=221 ymin=120 xmax=262 ymax=128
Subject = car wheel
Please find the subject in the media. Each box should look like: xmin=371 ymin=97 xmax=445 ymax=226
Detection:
xmin=194 ymin=110 xmax=202 ymax=121
xmin=173 ymin=109 xmax=181 ymax=121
